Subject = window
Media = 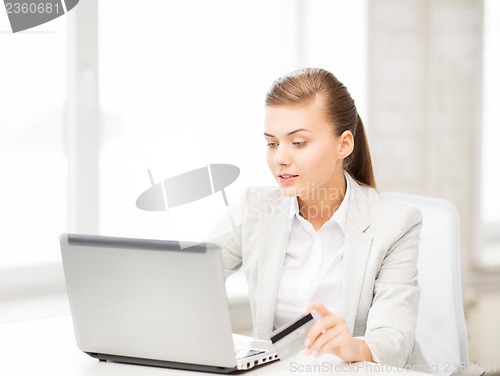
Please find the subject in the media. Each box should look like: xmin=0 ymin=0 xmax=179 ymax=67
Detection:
xmin=0 ymin=15 xmax=68 ymax=268
xmin=97 ymin=0 xmax=367 ymax=242
xmin=0 ymin=0 xmax=367 ymax=274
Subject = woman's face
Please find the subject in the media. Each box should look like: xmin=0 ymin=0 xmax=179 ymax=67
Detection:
xmin=264 ymin=99 xmax=350 ymax=200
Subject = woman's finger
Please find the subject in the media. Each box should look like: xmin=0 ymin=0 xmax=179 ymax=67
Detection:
xmin=304 ymin=301 xmax=330 ymax=317
xmin=314 ymin=325 xmax=348 ymax=356
xmin=308 ymin=319 xmax=345 ymax=353
xmin=304 ymin=314 xmax=339 ymax=347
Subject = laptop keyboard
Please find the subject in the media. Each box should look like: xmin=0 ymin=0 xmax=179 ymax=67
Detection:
xmin=235 ymin=348 xmax=265 ymax=360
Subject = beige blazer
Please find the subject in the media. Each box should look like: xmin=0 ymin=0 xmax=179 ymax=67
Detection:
xmin=214 ymin=173 xmax=428 ymax=369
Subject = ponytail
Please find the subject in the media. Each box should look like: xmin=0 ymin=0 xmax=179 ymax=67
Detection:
xmin=343 ymin=114 xmax=376 ymax=189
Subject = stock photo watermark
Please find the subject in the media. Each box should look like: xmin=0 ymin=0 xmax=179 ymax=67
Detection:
xmin=3 ymin=0 xmax=79 ymax=33
xmin=289 ymin=361 xmax=498 ymax=374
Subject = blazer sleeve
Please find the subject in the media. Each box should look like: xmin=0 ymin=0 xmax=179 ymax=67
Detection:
xmin=362 ymin=206 xmax=423 ymax=368
xmin=209 ymin=189 xmax=250 ymax=277
xmin=212 ymin=222 xmax=243 ymax=278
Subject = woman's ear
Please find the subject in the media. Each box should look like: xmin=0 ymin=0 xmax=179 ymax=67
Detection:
xmin=338 ymin=130 xmax=354 ymax=159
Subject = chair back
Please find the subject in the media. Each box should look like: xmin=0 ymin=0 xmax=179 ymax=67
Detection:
xmin=383 ymin=193 xmax=469 ymax=374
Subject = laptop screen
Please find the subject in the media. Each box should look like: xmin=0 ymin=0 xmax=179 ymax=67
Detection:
xmin=60 ymin=233 xmax=237 ymax=368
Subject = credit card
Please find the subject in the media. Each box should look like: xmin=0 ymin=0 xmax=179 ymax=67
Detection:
xmin=270 ymin=313 xmax=315 ymax=360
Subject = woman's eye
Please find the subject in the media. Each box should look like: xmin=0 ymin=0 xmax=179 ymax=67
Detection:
xmin=293 ymin=141 xmax=306 ymax=147
xmin=267 ymin=142 xmax=278 ymax=148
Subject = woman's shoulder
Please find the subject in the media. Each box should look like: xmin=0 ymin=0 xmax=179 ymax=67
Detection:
xmin=349 ymin=179 xmax=422 ymax=233
xmin=370 ymin=188 xmax=422 ymax=217
xmin=373 ymin=194 xmax=422 ymax=224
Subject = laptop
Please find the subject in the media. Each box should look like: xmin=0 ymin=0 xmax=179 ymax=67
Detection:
xmin=60 ymin=233 xmax=278 ymax=373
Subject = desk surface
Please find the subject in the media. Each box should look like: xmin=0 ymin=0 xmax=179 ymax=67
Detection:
xmin=0 ymin=315 xmax=430 ymax=376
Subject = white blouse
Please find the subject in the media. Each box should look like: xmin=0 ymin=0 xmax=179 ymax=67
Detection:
xmin=274 ymin=176 xmax=350 ymax=329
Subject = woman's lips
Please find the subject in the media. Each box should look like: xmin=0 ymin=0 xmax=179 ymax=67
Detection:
xmin=278 ymin=174 xmax=298 ymax=184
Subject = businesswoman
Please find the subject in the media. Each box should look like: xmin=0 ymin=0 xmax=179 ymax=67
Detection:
xmin=215 ymin=68 xmax=426 ymax=369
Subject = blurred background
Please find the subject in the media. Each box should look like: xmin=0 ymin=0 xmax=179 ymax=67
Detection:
xmin=0 ymin=0 xmax=498 ymax=372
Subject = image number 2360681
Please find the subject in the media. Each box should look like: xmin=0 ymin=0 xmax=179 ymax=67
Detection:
xmin=4 ymin=0 xmax=80 ymax=33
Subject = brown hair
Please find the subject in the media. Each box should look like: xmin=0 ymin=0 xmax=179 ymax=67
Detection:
xmin=265 ymin=68 xmax=376 ymax=188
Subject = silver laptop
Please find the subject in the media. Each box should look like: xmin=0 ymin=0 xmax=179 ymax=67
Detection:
xmin=60 ymin=233 xmax=278 ymax=373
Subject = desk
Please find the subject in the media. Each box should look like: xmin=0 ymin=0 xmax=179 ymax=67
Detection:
xmin=0 ymin=315 xmax=430 ymax=376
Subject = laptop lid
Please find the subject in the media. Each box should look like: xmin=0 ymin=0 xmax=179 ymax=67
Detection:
xmin=60 ymin=233 xmax=238 ymax=371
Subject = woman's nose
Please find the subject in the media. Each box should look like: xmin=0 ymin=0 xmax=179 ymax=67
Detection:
xmin=273 ymin=144 xmax=290 ymax=166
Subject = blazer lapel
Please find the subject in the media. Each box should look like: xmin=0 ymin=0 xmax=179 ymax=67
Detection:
xmin=342 ymin=176 xmax=374 ymax=334
xmin=251 ymin=177 xmax=376 ymax=339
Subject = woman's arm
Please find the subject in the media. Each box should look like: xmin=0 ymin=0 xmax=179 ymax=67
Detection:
xmin=304 ymin=207 xmax=422 ymax=367
xmin=360 ymin=216 xmax=422 ymax=366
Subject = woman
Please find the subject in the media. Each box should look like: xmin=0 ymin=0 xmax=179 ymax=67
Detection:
xmin=215 ymin=68 xmax=426 ymax=369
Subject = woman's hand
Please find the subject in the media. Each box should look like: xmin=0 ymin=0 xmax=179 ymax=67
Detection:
xmin=303 ymin=302 xmax=373 ymax=363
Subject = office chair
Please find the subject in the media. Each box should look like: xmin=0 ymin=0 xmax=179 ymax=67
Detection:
xmin=384 ymin=193 xmax=484 ymax=376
